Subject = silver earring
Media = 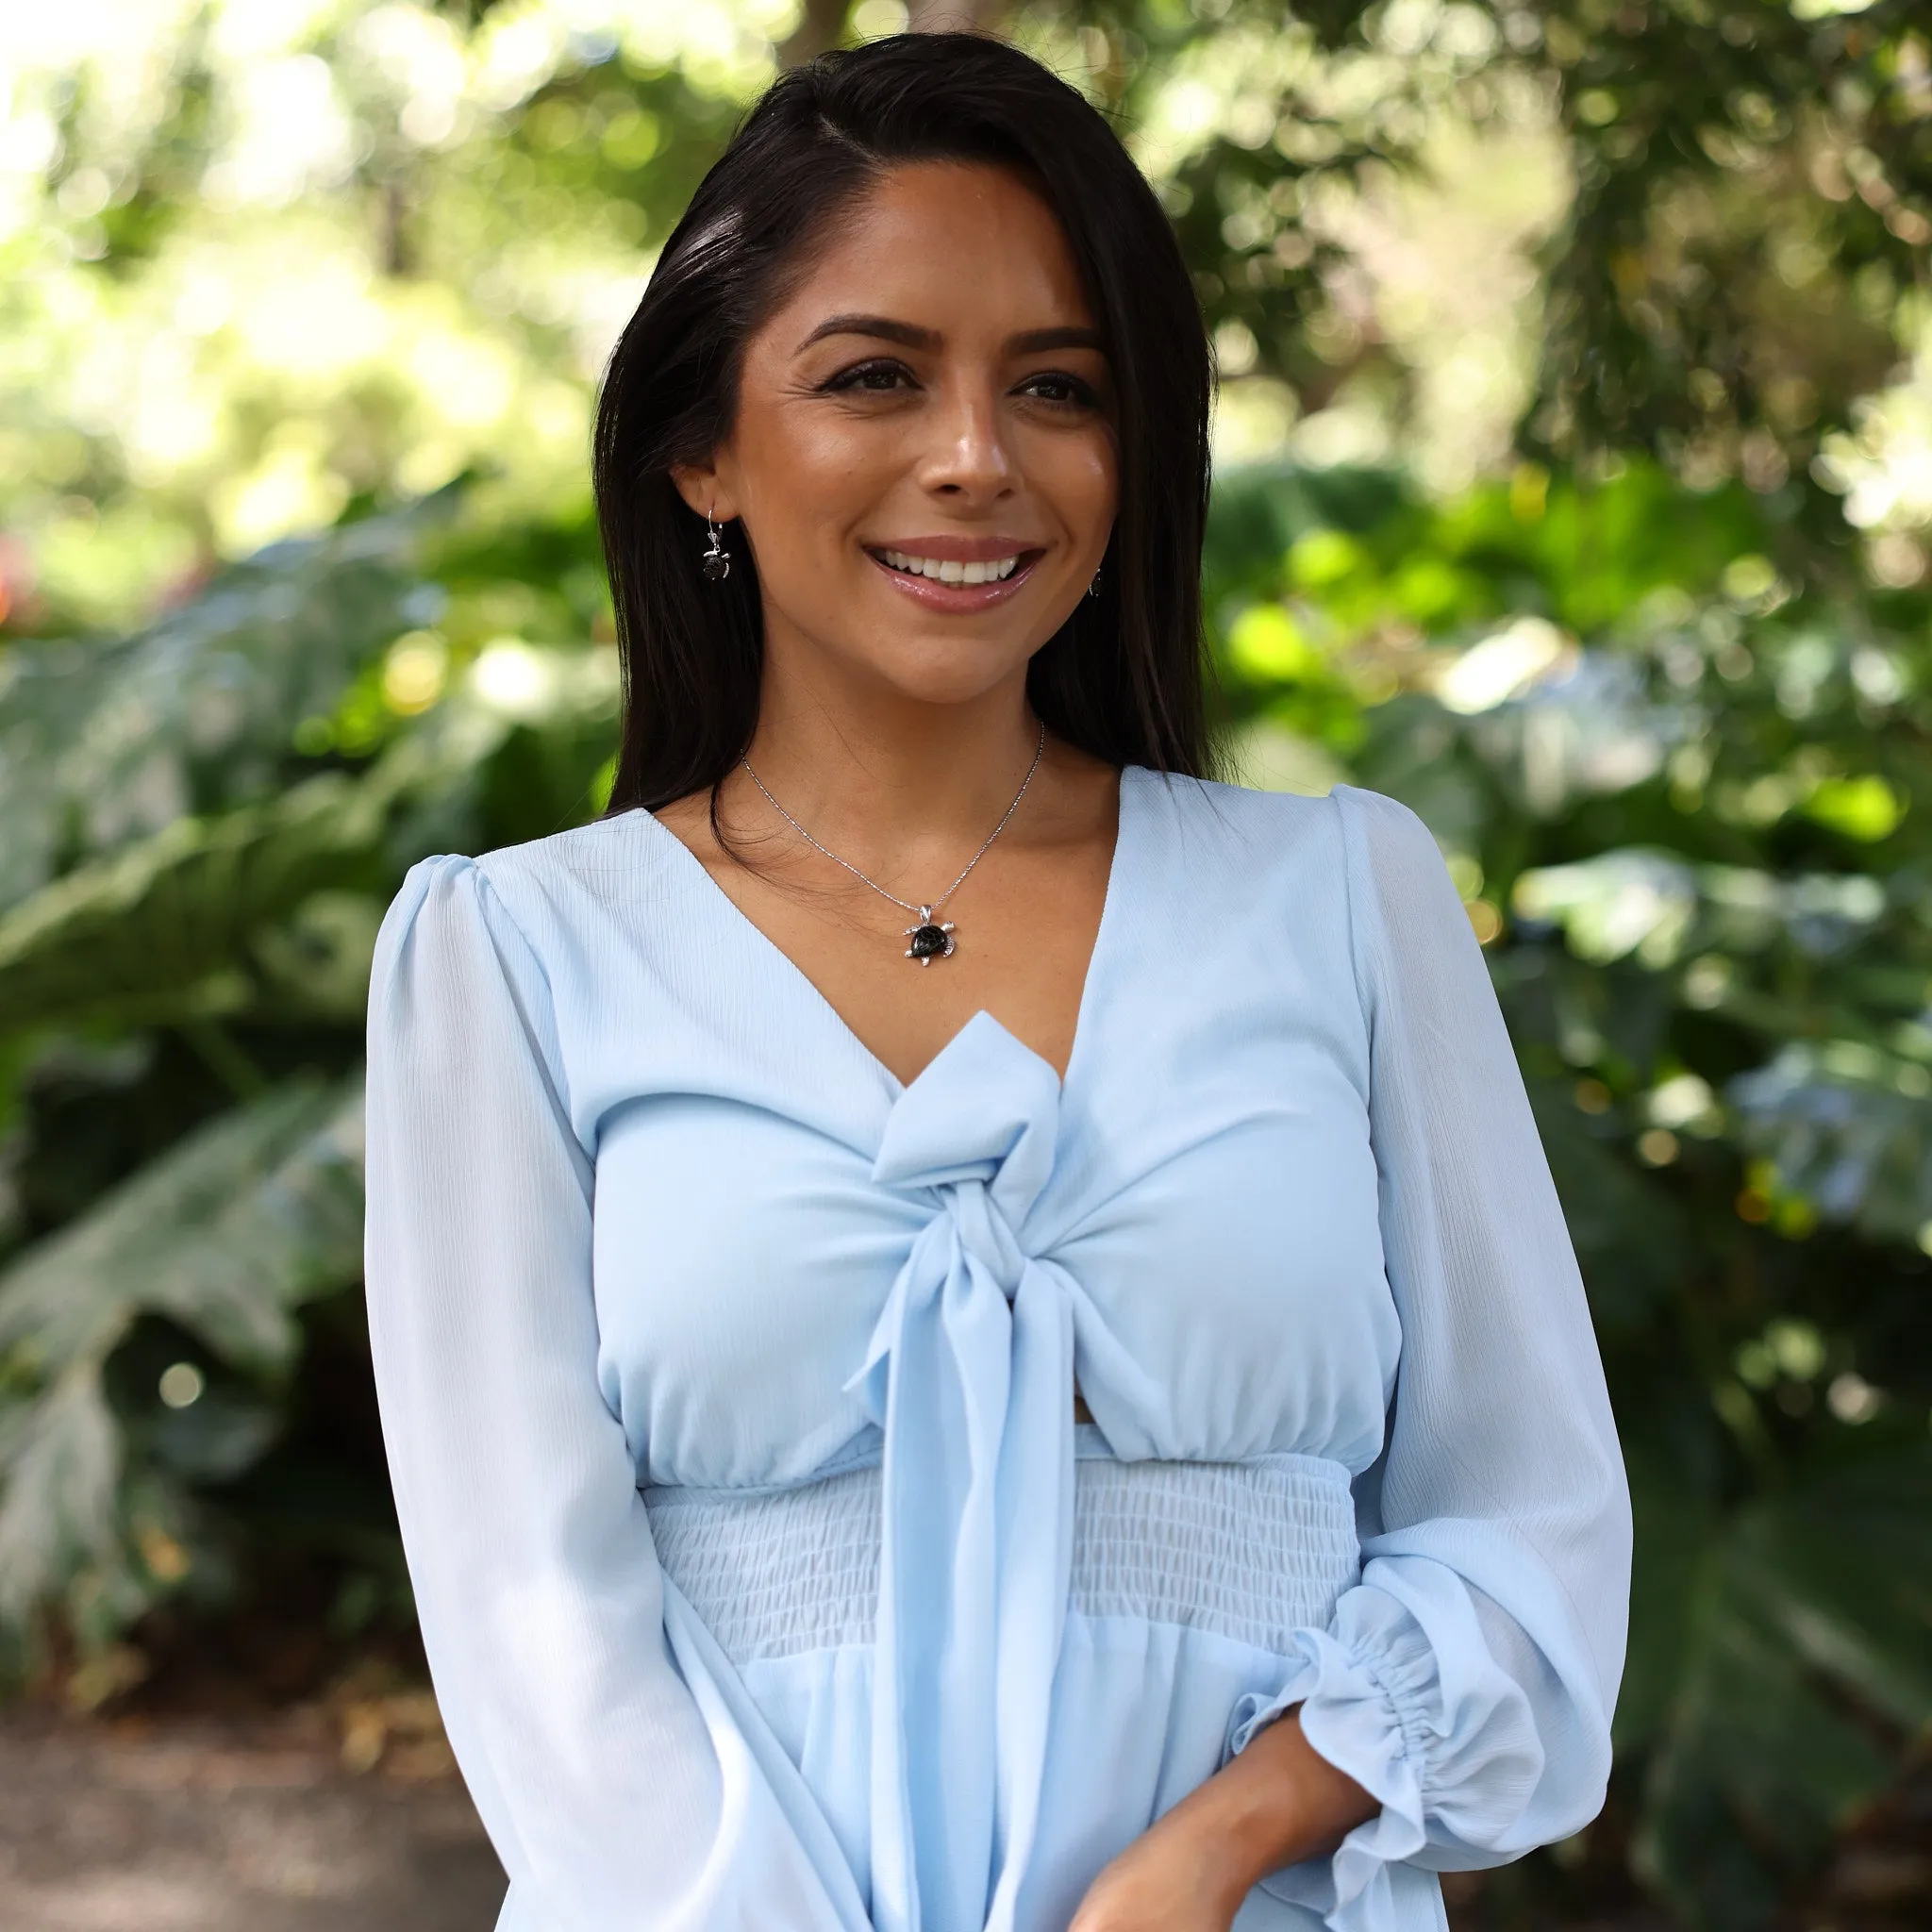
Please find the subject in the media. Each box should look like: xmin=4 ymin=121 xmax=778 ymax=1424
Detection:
xmin=700 ymin=514 xmax=731 ymax=583
xmin=1087 ymin=566 xmax=1102 ymax=599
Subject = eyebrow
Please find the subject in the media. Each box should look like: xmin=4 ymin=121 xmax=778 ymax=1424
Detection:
xmin=794 ymin=313 xmax=1108 ymax=357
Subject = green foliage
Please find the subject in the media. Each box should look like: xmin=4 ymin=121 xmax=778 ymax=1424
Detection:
xmin=0 ymin=1078 xmax=363 ymax=1657
xmin=3 ymin=5 xmax=1930 ymax=1928
xmin=0 ymin=499 xmax=455 ymax=908
xmin=4 ymin=447 xmax=1924 ymax=1925
xmin=0 ymin=490 xmax=613 ymax=1658
xmin=1053 ymin=0 xmax=1932 ymax=500
xmin=0 ymin=775 xmax=387 ymax=1036
xmin=1625 ymin=1441 xmax=1932 ymax=1927
xmin=1209 ymin=453 xmax=1932 ymax=1926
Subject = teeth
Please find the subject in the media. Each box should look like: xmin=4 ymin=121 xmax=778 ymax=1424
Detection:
xmin=878 ymin=548 xmax=1021 ymax=584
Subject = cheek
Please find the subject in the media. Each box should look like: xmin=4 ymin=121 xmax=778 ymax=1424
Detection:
xmin=1030 ymin=432 xmax=1118 ymax=542
xmin=739 ymin=412 xmax=894 ymax=559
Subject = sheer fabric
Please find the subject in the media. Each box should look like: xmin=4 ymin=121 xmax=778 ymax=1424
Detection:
xmin=363 ymin=771 xmax=1629 ymax=1932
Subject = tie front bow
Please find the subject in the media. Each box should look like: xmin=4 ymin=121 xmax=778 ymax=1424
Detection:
xmin=846 ymin=1012 xmax=1078 ymax=1932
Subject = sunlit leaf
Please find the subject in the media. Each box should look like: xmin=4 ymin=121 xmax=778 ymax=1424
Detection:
xmin=0 ymin=502 xmax=455 ymax=912
xmin=0 ymin=1076 xmax=364 ymax=1380
xmin=0 ymin=776 xmax=385 ymax=1038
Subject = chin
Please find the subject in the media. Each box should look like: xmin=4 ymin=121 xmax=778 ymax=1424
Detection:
xmin=868 ymin=648 xmax=1032 ymax=709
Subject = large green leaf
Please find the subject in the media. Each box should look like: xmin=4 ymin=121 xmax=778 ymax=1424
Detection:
xmin=0 ymin=704 xmax=505 ymax=1040
xmin=0 ymin=500 xmax=456 ymax=913
xmin=0 ymin=1076 xmax=365 ymax=1645
xmin=0 ymin=1370 xmax=121 ymax=1634
xmin=0 ymin=777 xmax=384 ymax=1038
xmin=1731 ymin=1046 xmax=1932 ymax=1247
xmin=0 ymin=1077 xmax=363 ymax=1380
xmin=1629 ymin=1448 xmax=1932 ymax=1930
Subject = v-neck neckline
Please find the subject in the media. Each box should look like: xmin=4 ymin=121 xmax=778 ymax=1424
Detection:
xmin=632 ymin=763 xmax=1141 ymax=1102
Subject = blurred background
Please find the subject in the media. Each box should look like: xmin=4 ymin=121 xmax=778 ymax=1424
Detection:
xmin=0 ymin=2 xmax=1928 ymax=1928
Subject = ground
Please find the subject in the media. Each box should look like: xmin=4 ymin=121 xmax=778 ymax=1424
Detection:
xmin=0 ymin=1697 xmax=1923 ymax=1932
xmin=0 ymin=1707 xmax=506 ymax=1932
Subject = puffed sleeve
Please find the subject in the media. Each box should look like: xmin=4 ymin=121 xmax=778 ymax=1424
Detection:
xmin=364 ymin=856 xmax=869 ymax=1932
xmin=1224 ymin=786 xmax=1631 ymax=1931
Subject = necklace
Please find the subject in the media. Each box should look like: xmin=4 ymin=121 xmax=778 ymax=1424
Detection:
xmin=741 ymin=721 xmax=1047 ymax=965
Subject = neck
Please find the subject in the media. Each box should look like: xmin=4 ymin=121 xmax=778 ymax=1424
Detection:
xmin=729 ymin=658 xmax=1046 ymax=888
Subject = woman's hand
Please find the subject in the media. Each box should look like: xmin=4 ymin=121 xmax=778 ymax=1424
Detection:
xmin=1067 ymin=1709 xmax=1378 ymax=1932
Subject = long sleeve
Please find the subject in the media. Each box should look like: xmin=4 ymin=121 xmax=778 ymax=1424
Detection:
xmin=363 ymin=856 xmax=868 ymax=1932
xmin=1225 ymin=785 xmax=1632 ymax=1931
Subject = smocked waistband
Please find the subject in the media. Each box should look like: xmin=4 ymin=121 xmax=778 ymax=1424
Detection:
xmin=644 ymin=1448 xmax=1360 ymax=1666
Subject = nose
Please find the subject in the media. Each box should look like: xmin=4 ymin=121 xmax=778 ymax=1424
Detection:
xmin=916 ymin=374 xmax=1014 ymax=506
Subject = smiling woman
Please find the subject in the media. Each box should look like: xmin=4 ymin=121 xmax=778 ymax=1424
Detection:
xmin=591 ymin=39 xmax=1208 ymax=824
xmin=362 ymin=31 xmax=1631 ymax=1932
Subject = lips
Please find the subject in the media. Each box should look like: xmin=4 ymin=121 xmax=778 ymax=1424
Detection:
xmin=863 ymin=537 xmax=1047 ymax=609
xmin=865 ymin=545 xmax=1043 ymax=611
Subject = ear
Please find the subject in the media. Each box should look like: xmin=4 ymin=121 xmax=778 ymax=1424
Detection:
xmin=670 ymin=462 xmax=741 ymax=525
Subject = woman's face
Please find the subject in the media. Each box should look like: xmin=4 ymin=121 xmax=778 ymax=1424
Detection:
xmin=676 ymin=161 xmax=1118 ymax=709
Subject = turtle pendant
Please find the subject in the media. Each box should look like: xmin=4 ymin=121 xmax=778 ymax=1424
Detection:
xmin=904 ymin=907 xmax=957 ymax=965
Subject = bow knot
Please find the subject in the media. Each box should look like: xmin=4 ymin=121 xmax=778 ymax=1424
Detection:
xmin=845 ymin=1012 xmax=1078 ymax=1932
xmin=939 ymin=1179 xmax=1027 ymax=1298
xmin=870 ymin=1012 xmax=1060 ymax=1215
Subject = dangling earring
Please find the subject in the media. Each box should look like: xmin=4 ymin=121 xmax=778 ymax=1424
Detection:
xmin=700 ymin=513 xmax=731 ymax=583
xmin=1087 ymin=565 xmax=1102 ymax=599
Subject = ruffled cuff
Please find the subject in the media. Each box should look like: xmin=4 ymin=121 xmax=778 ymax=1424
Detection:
xmin=1223 ymin=1596 xmax=1438 ymax=1932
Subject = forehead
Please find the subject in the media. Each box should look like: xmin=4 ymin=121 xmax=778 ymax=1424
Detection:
xmin=763 ymin=160 xmax=1098 ymax=347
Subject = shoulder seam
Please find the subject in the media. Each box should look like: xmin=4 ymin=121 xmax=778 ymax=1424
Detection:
xmin=466 ymin=857 xmax=561 ymax=1019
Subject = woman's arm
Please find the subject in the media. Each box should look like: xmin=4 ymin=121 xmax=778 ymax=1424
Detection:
xmin=1070 ymin=1711 xmax=1376 ymax=1931
xmin=1071 ymin=783 xmax=1630 ymax=1932
xmin=365 ymin=854 xmax=868 ymax=1931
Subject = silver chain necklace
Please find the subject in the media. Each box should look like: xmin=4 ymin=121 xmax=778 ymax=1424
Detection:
xmin=741 ymin=721 xmax=1046 ymax=966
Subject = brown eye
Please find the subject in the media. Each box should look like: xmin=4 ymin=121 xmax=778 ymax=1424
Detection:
xmin=1018 ymin=371 xmax=1101 ymax=408
xmin=822 ymin=358 xmax=917 ymax=394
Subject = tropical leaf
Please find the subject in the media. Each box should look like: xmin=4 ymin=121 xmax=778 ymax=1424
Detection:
xmin=1730 ymin=1046 xmax=1932 ymax=1246
xmin=1630 ymin=1448 xmax=1932 ymax=1930
xmin=0 ymin=1369 xmax=122 ymax=1635
xmin=0 ymin=497 xmax=456 ymax=912
xmin=0 ymin=777 xmax=385 ymax=1038
xmin=0 ymin=1077 xmax=364 ymax=1381
xmin=0 ymin=1075 xmax=365 ymax=1647
xmin=0 ymin=700 xmax=506 ymax=1040
xmin=247 ymin=891 xmax=391 ymax=1023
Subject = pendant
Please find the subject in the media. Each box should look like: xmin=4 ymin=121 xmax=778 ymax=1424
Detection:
xmin=904 ymin=907 xmax=957 ymax=966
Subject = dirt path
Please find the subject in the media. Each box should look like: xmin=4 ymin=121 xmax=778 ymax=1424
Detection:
xmin=0 ymin=1710 xmax=505 ymax=1932
xmin=3 ymin=1703 xmax=1922 ymax=1932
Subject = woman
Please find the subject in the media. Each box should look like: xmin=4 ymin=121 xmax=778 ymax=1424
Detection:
xmin=364 ymin=32 xmax=1629 ymax=1932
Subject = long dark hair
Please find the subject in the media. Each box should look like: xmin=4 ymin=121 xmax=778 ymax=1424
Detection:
xmin=592 ymin=32 xmax=1213 ymax=814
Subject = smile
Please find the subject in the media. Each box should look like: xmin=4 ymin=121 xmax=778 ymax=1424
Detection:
xmin=875 ymin=548 xmax=1023 ymax=585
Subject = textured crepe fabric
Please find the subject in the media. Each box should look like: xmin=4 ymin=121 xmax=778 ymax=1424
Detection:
xmin=363 ymin=769 xmax=1630 ymax=1932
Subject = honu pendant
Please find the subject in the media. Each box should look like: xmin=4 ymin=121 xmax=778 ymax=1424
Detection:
xmin=904 ymin=907 xmax=957 ymax=966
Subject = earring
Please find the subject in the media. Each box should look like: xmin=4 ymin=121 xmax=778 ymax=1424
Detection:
xmin=700 ymin=513 xmax=731 ymax=583
xmin=1087 ymin=565 xmax=1102 ymax=599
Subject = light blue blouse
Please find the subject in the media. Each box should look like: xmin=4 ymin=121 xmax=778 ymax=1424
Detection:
xmin=363 ymin=768 xmax=1630 ymax=1932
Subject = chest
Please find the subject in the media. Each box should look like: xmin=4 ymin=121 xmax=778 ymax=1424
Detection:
xmin=669 ymin=796 xmax=1117 ymax=1091
xmin=536 ymin=778 xmax=1403 ymax=1488
xmin=584 ymin=992 xmax=1397 ymax=1489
